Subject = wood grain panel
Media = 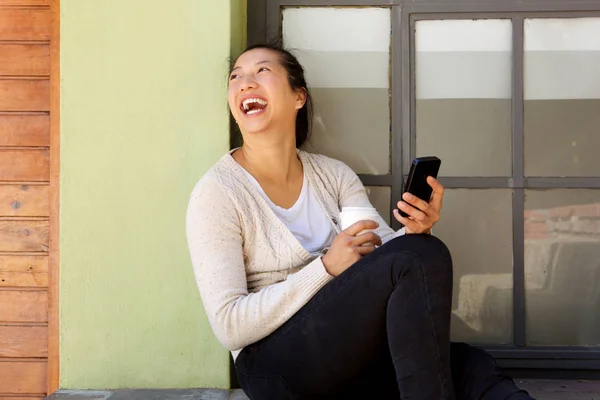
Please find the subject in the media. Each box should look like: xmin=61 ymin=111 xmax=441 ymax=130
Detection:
xmin=0 ymin=45 xmax=50 ymax=76
xmin=0 ymin=397 xmax=45 ymax=400
xmin=0 ymin=115 xmax=49 ymax=147
xmin=0 ymin=150 xmax=49 ymax=182
xmin=0 ymin=185 xmax=48 ymax=217
xmin=0 ymin=0 xmax=49 ymax=4
xmin=0 ymin=9 xmax=50 ymax=41
xmin=0 ymin=291 xmax=47 ymax=322
xmin=0 ymin=326 xmax=47 ymax=357
xmin=0 ymin=220 xmax=49 ymax=252
xmin=0 ymin=255 xmax=48 ymax=287
xmin=0 ymin=80 xmax=49 ymax=112
xmin=0 ymin=361 xmax=46 ymax=394
xmin=47 ymin=0 xmax=60 ymax=392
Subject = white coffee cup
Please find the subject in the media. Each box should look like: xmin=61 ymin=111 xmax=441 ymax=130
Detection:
xmin=339 ymin=207 xmax=380 ymax=233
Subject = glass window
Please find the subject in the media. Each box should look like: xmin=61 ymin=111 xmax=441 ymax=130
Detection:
xmin=525 ymin=189 xmax=600 ymax=345
xmin=524 ymin=18 xmax=600 ymax=177
xmin=365 ymin=186 xmax=391 ymax=226
xmin=282 ymin=7 xmax=391 ymax=174
xmin=433 ymin=189 xmax=514 ymax=344
xmin=415 ymin=20 xmax=512 ymax=177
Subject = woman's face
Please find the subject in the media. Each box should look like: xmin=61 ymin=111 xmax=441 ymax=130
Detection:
xmin=228 ymin=48 xmax=305 ymax=138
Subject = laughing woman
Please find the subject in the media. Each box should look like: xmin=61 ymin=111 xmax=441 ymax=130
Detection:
xmin=186 ymin=43 xmax=534 ymax=400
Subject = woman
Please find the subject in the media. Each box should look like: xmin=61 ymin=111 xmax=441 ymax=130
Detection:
xmin=186 ymin=43 xmax=533 ymax=400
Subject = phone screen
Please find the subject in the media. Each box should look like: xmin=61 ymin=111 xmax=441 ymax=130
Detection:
xmin=399 ymin=156 xmax=441 ymax=218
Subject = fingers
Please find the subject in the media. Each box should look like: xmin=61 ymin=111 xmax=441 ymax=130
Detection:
xmin=401 ymin=192 xmax=430 ymax=214
xmin=399 ymin=176 xmax=444 ymax=221
xmin=397 ymin=199 xmax=429 ymax=223
xmin=393 ymin=209 xmax=421 ymax=231
xmin=427 ymin=176 xmax=444 ymax=210
xmin=344 ymin=220 xmax=379 ymax=236
xmin=355 ymin=243 xmax=378 ymax=256
xmin=352 ymin=231 xmax=382 ymax=247
xmin=393 ymin=209 xmax=435 ymax=235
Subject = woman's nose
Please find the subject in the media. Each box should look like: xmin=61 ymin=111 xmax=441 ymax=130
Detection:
xmin=240 ymin=76 xmax=257 ymax=91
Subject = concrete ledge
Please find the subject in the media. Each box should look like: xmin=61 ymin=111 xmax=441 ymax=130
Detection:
xmin=47 ymin=389 xmax=249 ymax=400
xmin=46 ymin=380 xmax=600 ymax=400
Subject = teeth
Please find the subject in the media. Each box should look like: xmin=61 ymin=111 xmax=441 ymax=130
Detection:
xmin=242 ymin=97 xmax=268 ymax=111
xmin=246 ymin=109 xmax=263 ymax=115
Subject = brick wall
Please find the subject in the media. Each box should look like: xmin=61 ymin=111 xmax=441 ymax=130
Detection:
xmin=525 ymin=203 xmax=600 ymax=240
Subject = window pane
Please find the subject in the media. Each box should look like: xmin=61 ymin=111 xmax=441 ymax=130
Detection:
xmin=525 ymin=18 xmax=600 ymax=177
xmin=365 ymin=186 xmax=391 ymax=226
xmin=434 ymin=189 xmax=513 ymax=344
xmin=282 ymin=7 xmax=391 ymax=174
xmin=525 ymin=189 xmax=600 ymax=345
xmin=416 ymin=20 xmax=512 ymax=177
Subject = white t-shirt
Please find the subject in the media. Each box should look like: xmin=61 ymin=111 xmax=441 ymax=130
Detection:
xmin=242 ymin=170 xmax=336 ymax=254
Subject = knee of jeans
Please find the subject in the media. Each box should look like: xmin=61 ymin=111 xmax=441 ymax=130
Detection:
xmin=387 ymin=234 xmax=452 ymax=273
xmin=390 ymin=233 xmax=449 ymax=254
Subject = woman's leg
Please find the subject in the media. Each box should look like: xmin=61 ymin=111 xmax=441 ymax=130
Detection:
xmin=235 ymin=234 xmax=455 ymax=400
xmin=335 ymin=346 xmax=400 ymax=400
xmin=451 ymin=343 xmax=535 ymax=400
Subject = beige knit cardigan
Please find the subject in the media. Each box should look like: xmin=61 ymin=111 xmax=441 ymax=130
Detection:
xmin=186 ymin=150 xmax=404 ymax=359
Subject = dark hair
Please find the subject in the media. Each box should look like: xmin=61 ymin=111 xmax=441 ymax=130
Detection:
xmin=229 ymin=43 xmax=314 ymax=149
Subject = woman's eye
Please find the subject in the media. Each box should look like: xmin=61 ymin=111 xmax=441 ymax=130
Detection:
xmin=229 ymin=74 xmax=240 ymax=80
xmin=258 ymin=67 xmax=269 ymax=73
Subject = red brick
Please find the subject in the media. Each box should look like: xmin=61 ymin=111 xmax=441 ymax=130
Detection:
xmin=572 ymin=203 xmax=600 ymax=218
xmin=524 ymin=221 xmax=550 ymax=234
xmin=550 ymin=206 xmax=573 ymax=219
xmin=525 ymin=210 xmax=549 ymax=222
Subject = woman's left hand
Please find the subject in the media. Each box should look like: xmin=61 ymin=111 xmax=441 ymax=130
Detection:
xmin=393 ymin=176 xmax=444 ymax=234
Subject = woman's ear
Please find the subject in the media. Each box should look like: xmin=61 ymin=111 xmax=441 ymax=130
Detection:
xmin=295 ymin=88 xmax=307 ymax=110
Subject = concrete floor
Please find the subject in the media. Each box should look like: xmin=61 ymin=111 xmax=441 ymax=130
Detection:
xmin=47 ymin=389 xmax=247 ymax=400
xmin=47 ymin=379 xmax=600 ymax=399
xmin=517 ymin=379 xmax=600 ymax=400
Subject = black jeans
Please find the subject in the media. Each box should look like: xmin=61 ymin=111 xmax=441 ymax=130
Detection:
xmin=235 ymin=235 xmax=533 ymax=400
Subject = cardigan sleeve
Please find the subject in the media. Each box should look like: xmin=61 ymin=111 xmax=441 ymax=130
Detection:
xmin=186 ymin=175 xmax=333 ymax=351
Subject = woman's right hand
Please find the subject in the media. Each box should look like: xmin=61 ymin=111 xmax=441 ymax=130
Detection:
xmin=322 ymin=220 xmax=382 ymax=277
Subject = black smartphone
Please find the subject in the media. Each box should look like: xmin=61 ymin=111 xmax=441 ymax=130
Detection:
xmin=399 ymin=156 xmax=441 ymax=218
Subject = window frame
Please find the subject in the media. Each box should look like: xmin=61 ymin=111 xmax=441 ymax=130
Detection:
xmin=247 ymin=0 xmax=600 ymax=376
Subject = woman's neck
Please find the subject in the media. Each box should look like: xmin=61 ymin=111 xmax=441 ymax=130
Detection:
xmin=234 ymin=142 xmax=302 ymax=185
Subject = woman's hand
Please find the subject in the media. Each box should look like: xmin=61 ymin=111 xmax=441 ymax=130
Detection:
xmin=322 ymin=220 xmax=382 ymax=277
xmin=393 ymin=176 xmax=444 ymax=234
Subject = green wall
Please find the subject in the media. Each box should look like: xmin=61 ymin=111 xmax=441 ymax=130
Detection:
xmin=60 ymin=0 xmax=246 ymax=389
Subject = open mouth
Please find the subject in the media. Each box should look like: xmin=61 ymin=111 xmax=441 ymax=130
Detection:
xmin=240 ymin=97 xmax=268 ymax=116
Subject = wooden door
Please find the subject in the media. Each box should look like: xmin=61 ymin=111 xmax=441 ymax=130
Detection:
xmin=0 ymin=0 xmax=58 ymax=397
